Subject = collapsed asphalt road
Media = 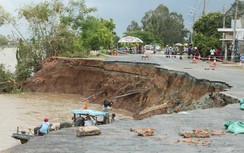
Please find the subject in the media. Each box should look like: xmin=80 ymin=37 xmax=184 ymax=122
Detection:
xmin=105 ymin=54 xmax=244 ymax=99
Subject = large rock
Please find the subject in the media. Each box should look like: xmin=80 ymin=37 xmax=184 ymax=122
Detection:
xmin=76 ymin=126 xmax=101 ymax=137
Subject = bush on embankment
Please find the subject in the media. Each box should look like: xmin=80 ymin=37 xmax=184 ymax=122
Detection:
xmin=0 ymin=64 xmax=17 ymax=93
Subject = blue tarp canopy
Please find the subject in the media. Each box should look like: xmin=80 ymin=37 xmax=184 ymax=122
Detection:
xmin=72 ymin=109 xmax=109 ymax=117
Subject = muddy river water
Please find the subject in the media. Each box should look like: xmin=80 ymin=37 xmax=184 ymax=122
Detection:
xmin=0 ymin=93 xmax=132 ymax=151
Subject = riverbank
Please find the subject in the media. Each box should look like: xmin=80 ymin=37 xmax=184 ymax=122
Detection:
xmin=2 ymin=103 xmax=244 ymax=153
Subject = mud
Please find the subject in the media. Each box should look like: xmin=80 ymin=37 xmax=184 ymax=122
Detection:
xmin=22 ymin=57 xmax=238 ymax=119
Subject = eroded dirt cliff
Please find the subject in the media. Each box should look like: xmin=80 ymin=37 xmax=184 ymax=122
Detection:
xmin=22 ymin=57 xmax=237 ymax=119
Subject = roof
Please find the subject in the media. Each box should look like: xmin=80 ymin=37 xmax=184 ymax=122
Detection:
xmin=72 ymin=109 xmax=109 ymax=117
xmin=218 ymin=28 xmax=244 ymax=32
xmin=118 ymin=36 xmax=143 ymax=43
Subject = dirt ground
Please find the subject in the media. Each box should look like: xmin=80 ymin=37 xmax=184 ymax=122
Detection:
xmin=2 ymin=103 xmax=244 ymax=153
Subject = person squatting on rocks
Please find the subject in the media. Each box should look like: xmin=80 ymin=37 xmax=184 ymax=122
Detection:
xmin=103 ymin=100 xmax=113 ymax=112
xmin=111 ymin=113 xmax=116 ymax=123
xmin=84 ymin=114 xmax=94 ymax=126
xmin=74 ymin=115 xmax=85 ymax=127
xmin=34 ymin=118 xmax=50 ymax=136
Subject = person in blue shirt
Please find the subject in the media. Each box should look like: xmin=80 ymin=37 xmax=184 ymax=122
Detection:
xmin=38 ymin=118 xmax=50 ymax=136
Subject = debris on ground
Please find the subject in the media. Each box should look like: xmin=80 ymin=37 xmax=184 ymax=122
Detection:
xmin=179 ymin=129 xmax=225 ymax=138
xmin=177 ymin=129 xmax=225 ymax=146
xmin=130 ymin=128 xmax=154 ymax=136
xmin=175 ymin=138 xmax=211 ymax=146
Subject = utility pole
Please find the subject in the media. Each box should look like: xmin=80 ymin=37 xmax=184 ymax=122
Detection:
xmin=202 ymin=0 xmax=206 ymax=16
xmin=232 ymin=0 xmax=238 ymax=62
xmin=222 ymin=5 xmax=228 ymax=61
xmin=222 ymin=5 xmax=227 ymax=61
xmin=190 ymin=11 xmax=196 ymax=44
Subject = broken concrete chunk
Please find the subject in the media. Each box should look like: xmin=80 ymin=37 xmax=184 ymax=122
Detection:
xmin=76 ymin=126 xmax=101 ymax=137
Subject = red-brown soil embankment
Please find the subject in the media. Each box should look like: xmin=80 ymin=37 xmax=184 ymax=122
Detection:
xmin=22 ymin=57 xmax=237 ymax=119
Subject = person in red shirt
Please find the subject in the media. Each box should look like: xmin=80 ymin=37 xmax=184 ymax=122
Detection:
xmin=215 ymin=48 xmax=220 ymax=58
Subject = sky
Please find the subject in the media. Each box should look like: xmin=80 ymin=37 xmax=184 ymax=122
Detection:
xmin=0 ymin=0 xmax=235 ymax=38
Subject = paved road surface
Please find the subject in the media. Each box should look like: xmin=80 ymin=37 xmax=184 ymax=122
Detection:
xmin=105 ymin=53 xmax=244 ymax=99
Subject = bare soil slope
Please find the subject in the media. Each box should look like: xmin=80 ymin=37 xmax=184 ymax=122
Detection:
xmin=22 ymin=57 xmax=237 ymax=119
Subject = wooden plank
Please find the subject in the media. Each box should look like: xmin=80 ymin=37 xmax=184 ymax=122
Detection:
xmin=81 ymin=92 xmax=103 ymax=102
xmin=113 ymin=91 xmax=140 ymax=99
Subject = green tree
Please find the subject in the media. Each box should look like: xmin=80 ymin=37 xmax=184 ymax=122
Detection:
xmin=16 ymin=0 xmax=118 ymax=81
xmin=126 ymin=20 xmax=141 ymax=32
xmin=0 ymin=5 xmax=13 ymax=26
xmin=0 ymin=6 xmax=18 ymax=93
xmin=0 ymin=64 xmax=15 ymax=93
xmin=0 ymin=35 xmax=8 ymax=46
xmin=193 ymin=12 xmax=231 ymax=52
xmin=15 ymin=0 xmax=98 ymax=81
xmin=193 ymin=12 xmax=228 ymax=38
xmin=193 ymin=33 xmax=221 ymax=56
xmin=60 ymin=0 xmax=116 ymax=53
xmin=140 ymin=4 xmax=186 ymax=45
xmin=16 ymin=0 xmax=63 ymax=81
xmin=81 ymin=17 xmax=116 ymax=51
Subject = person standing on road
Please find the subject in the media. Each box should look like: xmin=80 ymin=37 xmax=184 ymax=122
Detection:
xmin=188 ymin=46 xmax=192 ymax=59
xmin=201 ymin=48 xmax=206 ymax=58
xmin=219 ymin=49 xmax=224 ymax=60
xmin=210 ymin=48 xmax=215 ymax=58
xmin=165 ymin=45 xmax=170 ymax=58
xmin=169 ymin=47 xmax=173 ymax=58
xmin=215 ymin=48 xmax=220 ymax=58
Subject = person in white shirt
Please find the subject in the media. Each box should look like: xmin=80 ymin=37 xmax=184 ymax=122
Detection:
xmin=84 ymin=114 xmax=94 ymax=126
xmin=210 ymin=48 xmax=215 ymax=57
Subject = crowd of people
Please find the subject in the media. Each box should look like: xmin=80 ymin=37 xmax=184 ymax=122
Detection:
xmin=164 ymin=44 xmax=226 ymax=60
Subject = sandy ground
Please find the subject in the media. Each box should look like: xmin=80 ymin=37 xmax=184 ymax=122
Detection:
xmin=2 ymin=103 xmax=244 ymax=153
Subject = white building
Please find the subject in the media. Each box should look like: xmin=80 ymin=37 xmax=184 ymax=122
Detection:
xmin=218 ymin=18 xmax=244 ymax=54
